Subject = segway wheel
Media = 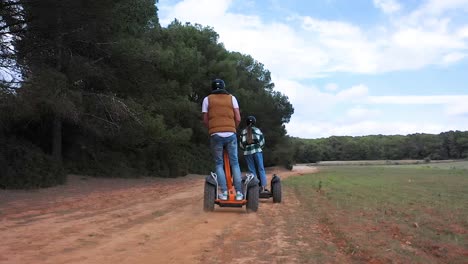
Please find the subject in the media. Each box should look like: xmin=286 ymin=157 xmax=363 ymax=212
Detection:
xmin=203 ymin=182 xmax=216 ymax=212
xmin=246 ymin=185 xmax=259 ymax=213
xmin=272 ymin=179 xmax=282 ymax=203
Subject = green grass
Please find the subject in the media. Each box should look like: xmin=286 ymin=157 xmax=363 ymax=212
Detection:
xmin=284 ymin=162 xmax=468 ymax=263
xmin=388 ymin=160 xmax=468 ymax=170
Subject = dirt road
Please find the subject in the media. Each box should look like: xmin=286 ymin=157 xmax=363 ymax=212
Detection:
xmin=0 ymin=166 xmax=319 ymax=264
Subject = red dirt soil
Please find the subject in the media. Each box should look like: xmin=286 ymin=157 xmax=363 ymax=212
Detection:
xmin=0 ymin=166 xmax=318 ymax=264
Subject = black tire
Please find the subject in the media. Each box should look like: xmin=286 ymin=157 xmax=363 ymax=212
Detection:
xmin=272 ymin=180 xmax=282 ymax=203
xmin=203 ymin=182 xmax=216 ymax=212
xmin=246 ymin=185 xmax=259 ymax=213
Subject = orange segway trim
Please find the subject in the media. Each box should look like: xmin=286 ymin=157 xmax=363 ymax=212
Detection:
xmin=215 ymin=150 xmax=246 ymax=205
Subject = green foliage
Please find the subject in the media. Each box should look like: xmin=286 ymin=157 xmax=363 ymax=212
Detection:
xmin=295 ymin=142 xmax=322 ymax=163
xmin=292 ymin=131 xmax=468 ymax=163
xmin=0 ymin=137 xmax=65 ymax=189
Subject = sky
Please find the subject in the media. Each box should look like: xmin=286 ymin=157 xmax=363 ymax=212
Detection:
xmin=158 ymin=0 xmax=468 ymax=139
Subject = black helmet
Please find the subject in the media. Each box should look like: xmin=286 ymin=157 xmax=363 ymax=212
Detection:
xmin=246 ymin=116 xmax=256 ymax=126
xmin=211 ymin=79 xmax=225 ymax=90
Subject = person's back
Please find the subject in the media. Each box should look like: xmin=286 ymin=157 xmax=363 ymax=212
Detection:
xmin=206 ymin=92 xmax=236 ymax=135
xmin=240 ymin=116 xmax=267 ymax=193
xmin=202 ymin=79 xmax=243 ymax=200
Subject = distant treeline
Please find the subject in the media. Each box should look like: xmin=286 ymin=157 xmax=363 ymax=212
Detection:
xmin=0 ymin=0 xmax=293 ymax=188
xmin=291 ymin=131 xmax=468 ymax=164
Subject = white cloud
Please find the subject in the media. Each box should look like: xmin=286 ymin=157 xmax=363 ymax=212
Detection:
xmin=272 ymin=80 xmax=468 ymax=137
xmin=458 ymin=25 xmax=468 ymax=38
xmin=442 ymin=52 xmax=467 ymax=64
xmin=159 ymin=0 xmax=468 ymax=77
xmin=367 ymin=95 xmax=468 ymax=104
xmin=159 ymin=0 xmax=468 ymax=138
xmin=325 ymin=83 xmax=338 ymax=91
xmin=413 ymin=0 xmax=468 ymax=16
xmin=365 ymin=94 xmax=468 ymax=118
xmin=328 ymin=121 xmax=446 ymax=137
xmin=299 ymin=16 xmax=380 ymax=74
xmin=301 ymin=17 xmax=361 ymax=37
xmin=274 ymin=80 xmax=372 ymax=118
xmin=346 ymin=106 xmax=381 ymax=120
xmin=373 ymin=0 xmax=402 ymax=14
xmin=446 ymin=103 xmax=468 ymax=116
xmin=273 ymin=77 xmax=337 ymax=116
xmin=392 ymin=28 xmax=464 ymax=49
xmin=220 ymin=22 xmax=329 ymax=79
xmin=286 ymin=118 xmax=456 ymax=138
xmin=336 ymin=84 xmax=369 ymax=100
xmin=283 ymin=86 xmax=468 ymax=137
xmin=254 ymin=75 xmax=468 ymax=137
xmin=159 ymin=0 xmax=232 ymax=25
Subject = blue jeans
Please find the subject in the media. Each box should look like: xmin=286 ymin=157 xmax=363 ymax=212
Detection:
xmin=210 ymin=134 xmax=242 ymax=193
xmin=244 ymin=152 xmax=267 ymax=187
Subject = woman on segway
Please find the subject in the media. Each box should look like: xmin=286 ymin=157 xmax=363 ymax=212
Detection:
xmin=240 ymin=116 xmax=268 ymax=193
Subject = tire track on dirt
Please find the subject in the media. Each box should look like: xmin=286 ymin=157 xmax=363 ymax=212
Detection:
xmin=198 ymin=189 xmax=354 ymax=264
xmin=0 ymin=175 xmax=205 ymax=263
xmin=0 ymin=175 xmax=241 ymax=264
xmin=0 ymin=166 xmax=319 ymax=264
xmin=197 ymin=166 xmax=344 ymax=264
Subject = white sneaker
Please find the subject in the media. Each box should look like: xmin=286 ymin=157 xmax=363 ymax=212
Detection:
xmin=218 ymin=191 xmax=228 ymax=200
xmin=235 ymin=191 xmax=244 ymax=201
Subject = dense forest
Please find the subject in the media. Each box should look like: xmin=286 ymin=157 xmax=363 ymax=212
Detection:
xmin=1 ymin=1 xmax=467 ymax=189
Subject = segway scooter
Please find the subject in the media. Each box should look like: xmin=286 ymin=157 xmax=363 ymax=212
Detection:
xmin=203 ymin=149 xmax=259 ymax=212
xmin=259 ymin=174 xmax=282 ymax=203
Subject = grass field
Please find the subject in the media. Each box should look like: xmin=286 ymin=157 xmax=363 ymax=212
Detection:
xmin=284 ymin=161 xmax=468 ymax=263
xmin=313 ymin=159 xmax=458 ymax=166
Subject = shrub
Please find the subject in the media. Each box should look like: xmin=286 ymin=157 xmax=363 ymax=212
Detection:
xmin=0 ymin=137 xmax=65 ymax=189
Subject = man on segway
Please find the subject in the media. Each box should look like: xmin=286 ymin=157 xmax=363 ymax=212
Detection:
xmin=202 ymin=79 xmax=243 ymax=201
